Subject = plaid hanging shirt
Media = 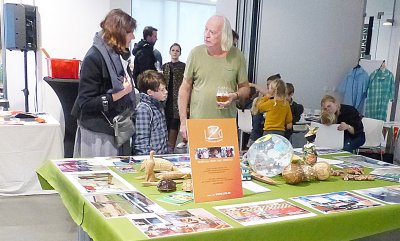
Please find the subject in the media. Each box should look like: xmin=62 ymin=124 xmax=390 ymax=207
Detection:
xmin=365 ymin=68 xmax=394 ymax=121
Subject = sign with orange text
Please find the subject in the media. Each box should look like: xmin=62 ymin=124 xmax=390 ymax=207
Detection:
xmin=187 ymin=118 xmax=243 ymax=203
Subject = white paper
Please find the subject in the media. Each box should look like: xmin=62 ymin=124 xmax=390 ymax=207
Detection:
xmin=317 ymin=157 xmax=343 ymax=165
xmin=311 ymin=122 xmax=344 ymax=149
xmin=242 ymin=181 xmax=270 ymax=193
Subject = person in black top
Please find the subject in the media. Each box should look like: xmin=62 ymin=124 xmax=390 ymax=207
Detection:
xmin=320 ymin=95 xmax=365 ymax=153
xmin=132 ymin=26 xmax=158 ymax=87
xmin=72 ymin=9 xmax=137 ymax=157
xmin=284 ymin=83 xmax=304 ymax=140
xmin=162 ymin=43 xmax=186 ymax=152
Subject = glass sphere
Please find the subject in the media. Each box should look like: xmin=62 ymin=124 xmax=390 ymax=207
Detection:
xmin=245 ymin=134 xmax=293 ymax=177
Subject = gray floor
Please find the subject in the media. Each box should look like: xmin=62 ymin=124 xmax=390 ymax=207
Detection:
xmin=0 ymin=194 xmax=78 ymax=241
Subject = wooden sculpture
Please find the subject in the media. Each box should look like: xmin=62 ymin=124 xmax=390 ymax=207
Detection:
xmin=143 ymin=151 xmax=157 ymax=183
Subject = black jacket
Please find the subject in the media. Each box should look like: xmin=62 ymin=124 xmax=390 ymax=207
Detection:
xmin=132 ymin=39 xmax=156 ymax=86
xmin=337 ymin=104 xmax=364 ymax=136
xmin=71 ymin=46 xmax=132 ymax=136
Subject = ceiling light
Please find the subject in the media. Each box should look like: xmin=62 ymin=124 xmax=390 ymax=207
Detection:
xmin=383 ymin=19 xmax=394 ymax=26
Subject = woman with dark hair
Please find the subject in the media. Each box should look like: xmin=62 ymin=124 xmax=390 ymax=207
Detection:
xmin=320 ymin=95 xmax=365 ymax=153
xmin=72 ymin=9 xmax=137 ymax=157
xmin=162 ymin=43 xmax=186 ymax=153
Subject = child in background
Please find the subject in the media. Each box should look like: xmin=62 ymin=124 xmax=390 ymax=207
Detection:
xmin=247 ymin=74 xmax=281 ymax=147
xmin=256 ymin=79 xmax=292 ymax=136
xmin=320 ymin=110 xmax=336 ymax=125
xmin=284 ymin=83 xmax=304 ymax=140
xmin=134 ymin=70 xmax=169 ymax=155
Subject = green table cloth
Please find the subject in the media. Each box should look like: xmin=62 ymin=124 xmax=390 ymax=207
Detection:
xmin=37 ymin=156 xmax=400 ymax=241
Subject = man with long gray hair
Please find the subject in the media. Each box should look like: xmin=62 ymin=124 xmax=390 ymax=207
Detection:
xmin=178 ymin=15 xmax=250 ymax=140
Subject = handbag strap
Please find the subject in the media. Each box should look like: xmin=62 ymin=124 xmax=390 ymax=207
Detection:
xmin=101 ymin=111 xmax=114 ymax=127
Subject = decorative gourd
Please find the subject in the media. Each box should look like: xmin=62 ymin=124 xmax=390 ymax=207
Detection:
xmin=313 ymin=162 xmax=331 ymax=180
xmin=282 ymin=158 xmax=305 ymax=185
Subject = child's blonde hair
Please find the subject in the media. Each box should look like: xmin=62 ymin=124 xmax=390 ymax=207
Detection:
xmin=320 ymin=110 xmax=336 ymax=125
xmin=269 ymin=79 xmax=286 ymax=98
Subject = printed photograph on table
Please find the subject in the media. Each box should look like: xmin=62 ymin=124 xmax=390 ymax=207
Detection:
xmin=353 ymin=185 xmax=400 ymax=204
xmin=54 ymin=159 xmax=109 ymax=172
xmin=114 ymin=165 xmax=137 ymax=174
xmin=370 ymin=167 xmax=400 ymax=182
xmin=334 ymin=162 xmax=364 ymax=169
xmin=214 ymin=198 xmax=316 ymax=226
xmin=66 ymin=171 xmax=136 ymax=194
xmin=291 ymin=191 xmax=384 ymax=214
xmin=85 ymin=191 xmax=166 ymax=218
xmin=162 ymin=154 xmax=191 ymax=163
xmin=157 ymin=191 xmax=194 ymax=205
xmin=162 ymin=154 xmax=192 ymax=173
xmin=129 ymin=208 xmax=231 ymax=238
xmin=315 ymin=147 xmax=348 ymax=155
xmin=335 ymin=155 xmax=394 ymax=169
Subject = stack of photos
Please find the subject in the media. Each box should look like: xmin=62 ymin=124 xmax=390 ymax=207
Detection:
xmin=66 ymin=171 xmax=136 ymax=193
xmin=162 ymin=155 xmax=192 ymax=174
xmin=353 ymin=185 xmax=400 ymax=204
xmin=334 ymin=155 xmax=394 ymax=169
xmin=157 ymin=191 xmax=194 ymax=205
xmin=85 ymin=191 xmax=165 ymax=218
xmin=54 ymin=159 xmax=109 ymax=172
xmin=214 ymin=199 xmax=315 ymax=226
xmin=293 ymin=148 xmax=347 ymax=156
xmin=370 ymin=167 xmax=400 ymax=182
xmin=113 ymin=163 xmax=137 ymax=174
xmin=291 ymin=191 xmax=384 ymax=214
xmin=333 ymin=162 xmax=364 ymax=169
xmin=129 ymin=208 xmax=231 ymax=238
xmin=315 ymin=148 xmax=348 ymax=155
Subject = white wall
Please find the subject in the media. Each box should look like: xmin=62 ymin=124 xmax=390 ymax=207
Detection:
xmin=216 ymin=0 xmax=237 ymax=28
xmin=256 ymin=0 xmax=365 ymax=110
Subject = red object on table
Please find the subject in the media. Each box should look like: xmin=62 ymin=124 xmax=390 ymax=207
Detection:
xmin=46 ymin=58 xmax=80 ymax=79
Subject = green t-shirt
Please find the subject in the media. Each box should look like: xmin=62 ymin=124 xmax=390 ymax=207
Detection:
xmin=184 ymin=45 xmax=248 ymax=119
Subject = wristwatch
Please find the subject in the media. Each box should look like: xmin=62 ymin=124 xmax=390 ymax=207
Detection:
xmin=101 ymin=96 xmax=109 ymax=112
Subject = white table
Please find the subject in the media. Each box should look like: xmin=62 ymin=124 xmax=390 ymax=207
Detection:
xmin=0 ymin=114 xmax=64 ymax=195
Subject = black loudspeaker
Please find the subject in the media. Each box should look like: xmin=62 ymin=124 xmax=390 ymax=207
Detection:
xmin=4 ymin=3 xmax=37 ymax=51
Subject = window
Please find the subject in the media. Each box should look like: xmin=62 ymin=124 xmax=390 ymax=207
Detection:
xmin=131 ymin=0 xmax=216 ymax=63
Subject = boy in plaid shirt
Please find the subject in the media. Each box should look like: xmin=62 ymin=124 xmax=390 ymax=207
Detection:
xmin=134 ymin=70 xmax=169 ymax=155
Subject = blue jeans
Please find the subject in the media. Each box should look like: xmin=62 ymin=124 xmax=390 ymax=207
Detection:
xmin=249 ymin=113 xmax=264 ymax=141
xmin=343 ymin=132 xmax=366 ymax=153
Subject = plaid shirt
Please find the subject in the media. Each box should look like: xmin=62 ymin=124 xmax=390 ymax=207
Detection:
xmin=134 ymin=94 xmax=168 ymax=155
xmin=365 ymin=68 xmax=394 ymax=121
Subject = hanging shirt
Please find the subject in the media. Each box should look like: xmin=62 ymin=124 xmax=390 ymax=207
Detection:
xmin=338 ymin=66 xmax=369 ymax=113
xmin=365 ymin=68 xmax=395 ymax=121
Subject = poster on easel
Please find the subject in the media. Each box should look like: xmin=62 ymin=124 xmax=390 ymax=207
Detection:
xmin=187 ymin=118 xmax=243 ymax=203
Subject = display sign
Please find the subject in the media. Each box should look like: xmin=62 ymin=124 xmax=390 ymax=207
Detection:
xmin=187 ymin=118 xmax=243 ymax=203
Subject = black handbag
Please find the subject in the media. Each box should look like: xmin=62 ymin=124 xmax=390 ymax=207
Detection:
xmin=102 ymin=108 xmax=134 ymax=147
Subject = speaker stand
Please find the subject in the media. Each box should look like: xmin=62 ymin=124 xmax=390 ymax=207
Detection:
xmin=22 ymin=49 xmax=29 ymax=112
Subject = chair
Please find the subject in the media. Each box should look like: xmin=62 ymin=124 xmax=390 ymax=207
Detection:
xmin=237 ymin=109 xmax=252 ymax=150
xmin=358 ymin=117 xmax=385 ymax=160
